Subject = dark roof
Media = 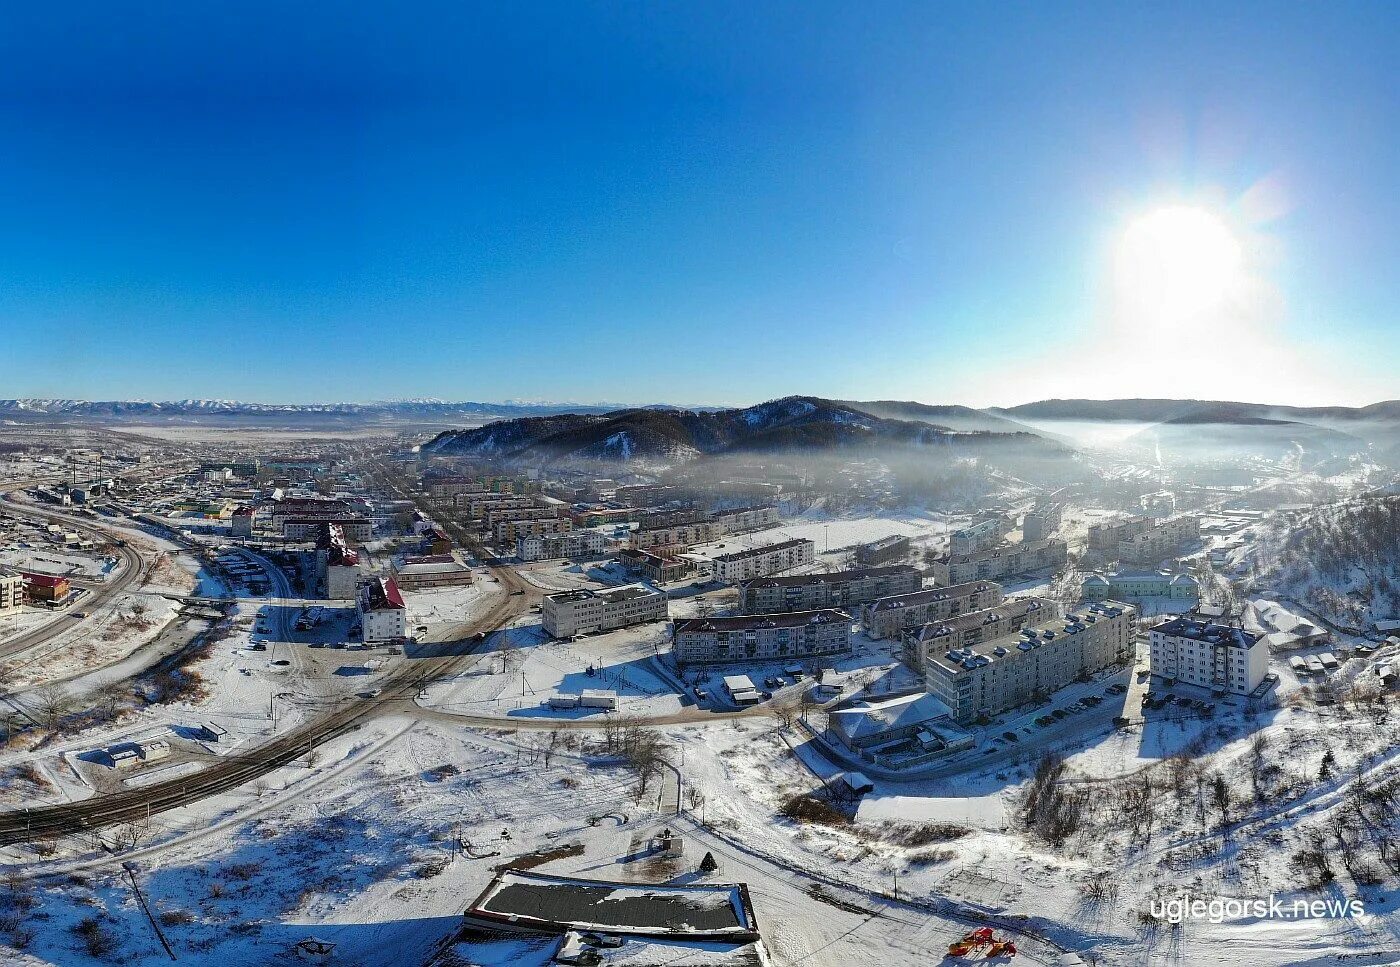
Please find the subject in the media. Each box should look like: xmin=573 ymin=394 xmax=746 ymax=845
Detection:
xmin=674 ymin=609 xmax=849 ymax=633
xmin=741 ymin=565 xmax=919 ymax=589
xmin=709 ymin=538 xmax=811 ymax=563
xmin=867 ymin=580 xmax=998 ymax=613
xmin=1154 ymin=616 xmax=1260 ymax=648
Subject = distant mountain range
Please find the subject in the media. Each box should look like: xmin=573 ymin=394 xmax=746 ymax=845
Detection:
xmin=0 ymin=399 xmax=686 ymax=421
xmin=998 ymin=398 xmax=1400 ymax=424
xmin=423 ymin=396 xmax=1068 ymax=467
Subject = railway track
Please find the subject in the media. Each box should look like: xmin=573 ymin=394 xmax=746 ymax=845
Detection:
xmin=0 ymin=560 xmax=532 ymax=847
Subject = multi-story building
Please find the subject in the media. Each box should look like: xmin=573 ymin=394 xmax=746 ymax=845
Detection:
xmin=1148 ymin=617 xmax=1267 ymax=695
xmin=1117 ymin=516 xmax=1201 ymax=564
xmin=517 ymin=529 xmax=607 ymax=562
xmin=1081 ymin=570 xmax=1199 ymax=602
xmin=1087 ymin=514 xmax=1152 ymax=551
xmin=315 ymin=522 xmax=362 ymax=599
xmin=283 ymin=517 xmax=373 ymax=543
xmin=950 ymin=516 xmax=1011 ymax=555
xmin=357 ymin=576 xmax=407 ymax=643
xmin=738 ymin=565 xmax=922 ymax=614
xmin=928 ymin=538 xmax=1068 ymax=585
xmin=902 ymin=596 xmax=1060 ymax=673
xmin=629 ymin=506 xmax=780 ymax=553
xmin=705 ymin=538 xmax=815 ymax=584
xmin=0 ymin=568 xmax=24 ymax=619
xmin=855 ymin=534 xmax=910 ymax=566
xmin=495 ymin=516 xmax=572 ymax=544
xmin=671 ymin=609 xmax=851 ymax=666
xmin=614 ymin=484 xmax=682 ymax=507
xmin=542 ymin=584 xmax=668 ymax=638
xmin=269 ymin=497 xmax=355 ymax=532
xmin=484 ymin=504 xmax=557 ymax=527
xmin=617 ymin=548 xmax=694 ymax=583
xmin=20 ymin=572 xmax=70 ymax=606
xmin=230 ymin=506 xmax=255 ymax=538
xmin=392 ymin=554 xmax=474 ymax=590
xmin=925 ymin=601 xmax=1136 ymax=724
xmin=862 ymin=580 xmax=1006 ymax=641
xmin=1021 ymin=504 xmax=1063 ymax=541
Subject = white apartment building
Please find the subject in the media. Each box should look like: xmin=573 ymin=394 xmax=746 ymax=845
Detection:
xmin=0 ymin=568 xmax=25 ymax=619
xmin=1117 ymin=516 xmax=1201 ymax=564
xmin=1087 ymin=514 xmax=1152 ymax=550
xmin=925 ymin=601 xmax=1136 ymax=724
xmin=738 ymin=565 xmax=922 ymax=613
xmin=1148 ymin=617 xmax=1268 ymax=695
xmin=1021 ymin=503 xmax=1063 ymax=541
xmin=671 ymin=609 xmax=851 ymax=666
xmin=517 ymin=529 xmax=607 ymax=562
xmin=704 ymin=538 xmax=815 ymax=584
xmin=902 ymin=596 xmax=1061 ymax=673
xmin=495 ymin=516 xmax=572 ymax=544
xmin=862 ymin=580 xmax=1006 ymax=641
xmin=950 ymin=516 xmax=1011 ymax=555
xmin=630 ymin=506 xmax=780 ymax=553
xmin=542 ymin=583 xmax=668 ymax=638
xmin=357 ymin=576 xmax=407 ymax=643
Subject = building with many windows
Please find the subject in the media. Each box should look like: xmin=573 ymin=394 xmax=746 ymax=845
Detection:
xmin=315 ymin=522 xmax=362 ymax=599
xmin=495 ymin=516 xmax=573 ymax=544
xmin=629 ymin=506 xmax=780 ymax=553
xmin=862 ymin=580 xmax=1005 ymax=641
xmin=671 ymin=609 xmax=851 ymax=666
xmin=0 ymin=568 xmax=24 ymax=619
xmin=542 ymin=584 xmax=668 ymax=638
xmin=516 ymin=529 xmax=606 ymax=562
xmin=928 ymin=539 xmax=1068 ymax=585
xmin=949 ymin=516 xmax=1012 ymax=555
xmin=1021 ymin=503 xmax=1063 ymax=541
xmin=357 ymin=577 xmax=407 ymax=643
xmin=616 ymin=548 xmax=693 ymax=583
xmin=855 ymin=534 xmax=910 ymax=566
xmin=1117 ymin=516 xmax=1201 ymax=564
xmin=1148 ymin=617 xmax=1267 ymax=695
xmin=903 ymin=596 xmax=1060 ymax=673
xmin=925 ymin=601 xmax=1136 ymax=724
xmin=1081 ymin=570 xmax=1199 ymax=603
xmin=738 ymin=565 xmax=922 ymax=614
xmin=704 ymin=538 xmax=815 ymax=584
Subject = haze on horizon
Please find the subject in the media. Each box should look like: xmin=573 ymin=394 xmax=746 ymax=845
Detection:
xmin=1 ymin=3 xmax=1396 ymax=409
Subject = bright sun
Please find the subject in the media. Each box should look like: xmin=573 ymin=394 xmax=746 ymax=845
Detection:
xmin=1115 ymin=205 xmax=1244 ymax=327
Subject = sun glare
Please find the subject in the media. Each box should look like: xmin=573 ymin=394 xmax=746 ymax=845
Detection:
xmin=1115 ymin=205 xmax=1244 ymax=326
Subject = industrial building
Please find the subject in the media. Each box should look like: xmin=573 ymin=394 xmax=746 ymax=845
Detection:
xmin=1148 ymin=617 xmax=1268 ymax=694
xmin=671 ymin=609 xmax=851 ymax=666
xmin=357 ymin=576 xmax=407 ymax=643
xmin=704 ymin=537 xmax=815 ymax=583
xmin=925 ymin=600 xmax=1136 ymax=724
xmin=738 ymin=564 xmax=922 ymax=613
xmin=861 ymin=580 xmax=1006 ymax=641
xmin=928 ymin=538 xmax=1068 ymax=585
xmin=542 ymin=583 xmax=668 ymax=638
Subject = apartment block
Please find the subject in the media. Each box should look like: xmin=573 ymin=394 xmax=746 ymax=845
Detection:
xmin=283 ymin=517 xmax=373 ymax=543
xmin=357 ymin=576 xmax=407 ymax=643
xmin=925 ymin=601 xmax=1136 ymax=724
xmin=484 ymin=504 xmax=557 ymax=527
xmin=705 ymin=538 xmax=815 ymax=584
xmin=542 ymin=583 xmax=668 ymax=638
xmin=617 ymin=548 xmax=694 ymax=583
xmin=495 ymin=516 xmax=573 ymax=544
xmin=630 ymin=506 xmax=780 ymax=553
xmin=1087 ymin=514 xmax=1152 ymax=550
xmin=855 ymin=534 xmax=910 ymax=566
xmin=517 ymin=529 xmax=607 ymax=562
xmin=902 ymin=596 xmax=1060 ymax=673
xmin=928 ymin=538 xmax=1068 ymax=585
xmin=1149 ymin=617 xmax=1268 ymax=695
xmin=1081 ymin=570 xmax=1199 ymax=601
xmin=1021 ymin=503 xmax=1064 ymax=541
xmin=0 ymin=568 xmax=24 ymax=619
xmin=671 ymin=609 xmax=851 ymax=666
xmin=862 ymin=580 xmax=1006 ymax=641
xmin=1116 ymin=516 xmax=1201 ymax=564
xmin=950 ymin=516 xmax=1012 ymax=555
xmin=738 ymin=565 xmax=922 ymax=614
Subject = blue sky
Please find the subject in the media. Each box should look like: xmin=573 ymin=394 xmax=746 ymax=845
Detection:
xmin=1 ymin=2 xmax=1395 ymax=407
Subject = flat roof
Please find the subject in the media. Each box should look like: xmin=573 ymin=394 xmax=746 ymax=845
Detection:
xmin=740 ymin=565 xmax=918 ymax=589
xmin=927 ymin=600 xmax=1133 ymax=675
xmin=708 ymin=538 xmax=812 ymax=563
xmin=467 ymin=870 xmax=758 ymax=939
xmin=866 ymin=580 xmax=998 ymax=613
xmin=674 ymin=609 xmax=849 ymax=634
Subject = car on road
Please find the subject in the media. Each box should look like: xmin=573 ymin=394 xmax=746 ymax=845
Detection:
xmin=510 ymin=590 xmax=524 ymax=596
xmin=357 ymin=689 xmax=382 ymax=699
xmin=1002 ymin=731 xmax=1019 ymax=742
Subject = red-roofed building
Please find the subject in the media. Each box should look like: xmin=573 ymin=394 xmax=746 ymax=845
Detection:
xmin=357 ymin=576 xmax=407 ymax=643
xmin=21 ymin=572 xmax=71 ymax=605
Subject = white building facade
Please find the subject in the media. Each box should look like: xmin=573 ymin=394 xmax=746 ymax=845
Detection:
xmin=1148 ymin=617 xmax=1268 ymax=695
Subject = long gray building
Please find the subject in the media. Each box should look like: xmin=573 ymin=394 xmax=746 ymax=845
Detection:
xmin=738 ymin=565 xmax=922 ymax=614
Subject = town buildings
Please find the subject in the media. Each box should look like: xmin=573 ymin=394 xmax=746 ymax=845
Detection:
xmin=315 ymin=522 xmax=361 ymax=599
xmin=1081 ymin=570 xmax=1199 ymax=602
xmin=902 ymin=596 xmax=1060 ymax=673
xmin=391 ymin=554 xmax=475 ymax=590
xmin=704 ymin=538 xmax=815 ymax=583
xmin=738 ymin=565 xmax=921 ymax=613
xmin=616 ymin=548 xmax=693 ymax=583
xmin=357 ymin=576 xmax=407 ymax=643
xmin=1087 ymin=514 xmax=1152 ymax=551
xmin=1021 ymin=503 xmax=1063 ymax=541
xmin=0 ymin=568 xmax=24 ymax=618
xmin=20 ymin=572 xmax=70 ymax=606
xmin=855 ymin=534 xmax=910 ymax=566
xmin=283 ymin=516 xmax=373 ymax=543
xmin=671 ymin=609 xmax=851 ymax=666
xmin=516 ymin=529 xmax=606 ymax=562
xmin=928 ymin=538 xmax=1068 ymax=585
xmin=949 ymin=516 xmax=1011 ymax=555
xmin=862 ymin=580 xmax=1006 ymax=641
xmin=495 ymin=516 xmax=573 ymax=545
xmin=629 ymin=506 xmax=780 ymax=553
xmin=542 ymin=584 xmax=668 ymax=638
xmin=1148 ymin=616 xmax=1268 ymax=694
xmin=1117 ymin=516 xmax=1201 ymax=564
xmin=925 ymin=601 xmax=1136 ymax=724
xmin=230 ymin=505 xmax=254 ymax=537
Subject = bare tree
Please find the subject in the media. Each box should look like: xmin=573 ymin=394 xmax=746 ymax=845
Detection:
xmin=32 ymin=683 xmax=73 ymax=732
